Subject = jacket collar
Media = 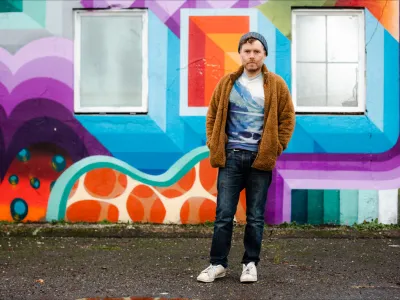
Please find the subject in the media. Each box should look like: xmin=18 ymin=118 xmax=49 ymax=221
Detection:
xmin=229 ymin=64 xmax=269 ymax=83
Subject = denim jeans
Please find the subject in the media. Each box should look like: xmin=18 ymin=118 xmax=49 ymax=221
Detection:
xmin=209 ymin=148 xmax=272 ymax=268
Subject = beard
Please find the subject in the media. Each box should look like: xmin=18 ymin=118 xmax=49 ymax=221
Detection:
xmin=245 ymin=62 xmax=261 ymax=72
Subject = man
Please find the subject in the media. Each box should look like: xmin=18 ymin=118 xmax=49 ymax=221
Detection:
xmin=197 ymin=32 xmax=295 ymax=283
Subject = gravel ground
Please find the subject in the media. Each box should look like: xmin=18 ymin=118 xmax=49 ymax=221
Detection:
xmin=0 ymin=236 xmax=399 ymax=300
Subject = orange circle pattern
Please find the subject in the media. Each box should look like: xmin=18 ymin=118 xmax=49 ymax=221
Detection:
xmin=84 ymin=168 xmax=127 ymax=199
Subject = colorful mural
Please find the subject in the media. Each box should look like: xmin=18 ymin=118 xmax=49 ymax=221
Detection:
xmin=0 ymin=0 xmax=399 ymax=225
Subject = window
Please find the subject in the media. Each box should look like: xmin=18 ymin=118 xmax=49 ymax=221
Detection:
xmin=291 ymin=9 xmax=365 ymax=114
xmin=74 ymin=9 xmax=148 ymax=114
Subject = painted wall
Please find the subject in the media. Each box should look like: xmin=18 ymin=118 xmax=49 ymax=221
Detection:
xmin=0 ymin=0 xmax=399 ymax=225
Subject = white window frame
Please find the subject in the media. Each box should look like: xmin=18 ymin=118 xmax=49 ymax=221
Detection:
xmin=73 ymin=9 xmax=148 ymax=114
xmin=291 ymin=9 xmax=366 ymax=114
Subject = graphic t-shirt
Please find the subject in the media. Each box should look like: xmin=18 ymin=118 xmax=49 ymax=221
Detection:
xmin=226 ymin=72 xmax=265 ymax=152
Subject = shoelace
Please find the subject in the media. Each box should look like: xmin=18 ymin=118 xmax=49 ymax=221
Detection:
xmin=204 ymin=265 xmax=218 ymax=276
xmin=243 ymin=264 xmax=253 ymax=275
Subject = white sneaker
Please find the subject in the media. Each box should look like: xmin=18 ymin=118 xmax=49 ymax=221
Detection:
xmin=197 ymin=264 xmax=226 ymax=283
xmin=240 ymin=262 xmax=257 ymax=283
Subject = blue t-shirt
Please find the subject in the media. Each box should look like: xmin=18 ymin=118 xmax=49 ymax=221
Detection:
xmin=226 ymin=72 xmax=265 ymax=152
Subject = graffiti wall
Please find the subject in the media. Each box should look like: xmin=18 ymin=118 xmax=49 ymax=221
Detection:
xmin=0 ymin=0 xmax=399 ymax=225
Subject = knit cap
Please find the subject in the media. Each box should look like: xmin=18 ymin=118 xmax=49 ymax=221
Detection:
xmin=238 ymin=32 xmax=268 ymax=55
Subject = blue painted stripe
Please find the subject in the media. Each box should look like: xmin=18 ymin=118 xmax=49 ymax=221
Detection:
xmin=365 ymin=9 xmax=384 ymax=132
xmin=383 ymin=29 xmax=399 ymax=146
xmin=257 ymin=11 xmax=276 ymax=73
xmin=275 ymin=29 xmax=291 ymax=90
xmin=148 ymin=10 xmax=168 ymax=131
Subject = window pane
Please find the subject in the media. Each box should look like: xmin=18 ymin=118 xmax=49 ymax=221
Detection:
xmin=327 ymin=63 xmax=358 ymax=107
xmin=80 ymin=15 xmax=143 ymax=109
xmin=296 ymin=15 xmax=326 ymax=62
xmin=327 ymin=15 xmax=359 ymax=62
xmin=296 ymin=63 xmax=327 ymax=107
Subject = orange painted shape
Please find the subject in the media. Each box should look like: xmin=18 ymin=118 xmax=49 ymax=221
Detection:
xmin=204 ymin=35 xmax=225 ymax=107
xmin=126 ymin=195 xmax=145 ymax=222
xmin=107 ymin=205 xmax=119 ymax=222
xmin=199 ymin=158 xmax=218 ymax=195
xmin=178 ymin=167 xmax=196 ymax=191
xmin=199 ymin=199 xmax=217 ymax=223
xmin=225 ymin=52 xmax=242 ymax=74
xmin=68 ymin=180 xmax=79 ymax=199
xmin=118 ymin=174 xmax=128 ymax=188
xmin=157 ymin=188 xmax=182 ymax=198
xmin=149 ymin=198 xmax=166 ymax=223
xmin=180 ymin=200 xmax=190 ymax=224
xmin=84 ymin=168 xmax=116 ymax=198
xmin=66 ymin=200 xmax=102 ymax=222
xmin=132 ymin=185 xmax=155 ymax=198
xmin=235 ymin=190 xmax=247 ymax=224
xmin=207 ymin=33 xmax=245 ymax=52
xmin=190 ymin=16 xmax=249 ymax=33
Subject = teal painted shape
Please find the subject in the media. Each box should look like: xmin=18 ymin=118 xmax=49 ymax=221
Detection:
xmin=46 ymin=146 xmax=210 ymax=221
xmin=323 ymin=190 xmax=340 ymax=225
xmin=275 ymin=28 xmax=291 ymax=90
xmin=340 ymin=190 xmax=359 ymax=225
xmin=24 ymin=1 xmax=46 ymax=27
xmin=0 ymin=0 xmax=22 ymax=12
xmin=358 ymin=190 xmax=379 ymax=223
xmin=291 ymin=190 xmax=307 ymax=224
xmin=365 ymin=10 xmax=384 ymax=131
xmin=383 ymin=29 xmax=400 ymax=146
xmin=307 ymin=190 xmax=324 ymax=224
xmin=148 ymin=10 xmax=168 ymax=131
xmin=257 ymin=11 xmax=276 ymax=73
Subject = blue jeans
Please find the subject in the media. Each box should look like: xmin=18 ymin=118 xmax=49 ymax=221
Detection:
xmin=209 ymin=149 xmax=272 ymax=268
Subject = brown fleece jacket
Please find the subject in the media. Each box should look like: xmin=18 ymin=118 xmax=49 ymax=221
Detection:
xmin=206 ymin=64 xmax=295 ymax=171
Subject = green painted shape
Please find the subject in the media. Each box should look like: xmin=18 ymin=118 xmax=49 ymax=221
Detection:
xmin=257 ymin=0 xmax=327 ymax=39
xmin=291 ymin=189 xmax=308 ymax=224
xmin=358 ymin=190 xmax=379 ymax=223
xmin=24 ymin=1 xmax=46 ymax=27
xmin=323 ymin=0 xmax=337 ymax=6
xmin=0 ymin=0 xmax=22 ymax=12
xmin=340 ymin=190 xmax=359 ymax=225
xmin=307 ymin=190 xmax=324 ymax=224
xmin=323 ymin=190 xmax=340 ymax=225
xmin=46 ymin=146 xmax=210 ymax=221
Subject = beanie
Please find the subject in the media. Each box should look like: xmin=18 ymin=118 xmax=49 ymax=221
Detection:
xmin=238 ymin=32 xmax=268 ymax=55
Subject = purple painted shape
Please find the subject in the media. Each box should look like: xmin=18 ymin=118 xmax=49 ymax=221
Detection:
xmin=233 ymin=0 xmax=249 ymax=8
xmin=195 ymin=0 xmax=213 ymax=8
xmin=130 ymin=0 xmax=146 ymax=8
xmin=1 ymin=78 xmax=73 ymax=117
xmin=0 ymin=99 xmax=111 ymax=180
xmin=0 ymin=38 xmax=73 ymax=74
xmin=165 ymin=15 xmax=181 ymax=37
xmin=166 ymin=0 xmax=195 ymax=38
xmin=146 ymin=1 xmax=170 ymax=23
xmin=93 ymin=0 xmax=109 ymax=8
xmin=0 ymin=107 xmax=5 ymax=179
xmin=265 ymin=169 xmax=281 ymax=224
xmin=1 ymin=57 xmax=73 ymax=93
xmin=80 ymin=0 xmax=94 ymax=7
